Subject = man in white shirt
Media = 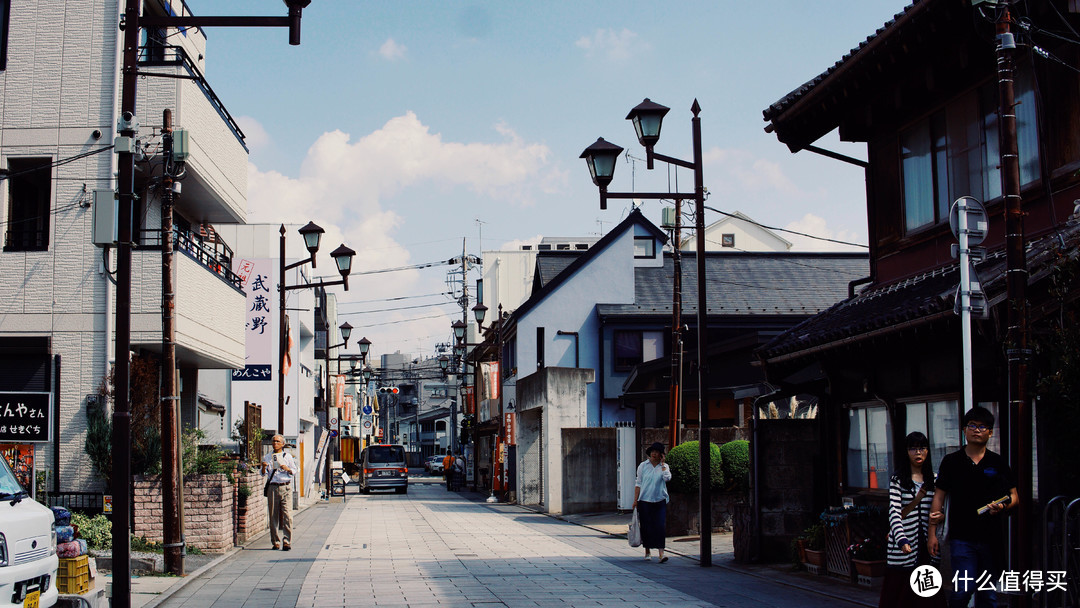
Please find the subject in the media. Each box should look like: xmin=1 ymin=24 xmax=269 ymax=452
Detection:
xmin=261 ymin=434 xmax=297 ymax=550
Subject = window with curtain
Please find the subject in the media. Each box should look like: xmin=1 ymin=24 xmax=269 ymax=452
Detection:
xmin=613 ymin=330 xmax=643 ymax=371
xmin=900 ymin=70 xmax=1039 ymax=234
xmin=847 ymin=404 xmax=893 ymax=489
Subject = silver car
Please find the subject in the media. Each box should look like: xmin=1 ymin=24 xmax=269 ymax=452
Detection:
xmin=358 ymin=444 xmax=409 ymax=494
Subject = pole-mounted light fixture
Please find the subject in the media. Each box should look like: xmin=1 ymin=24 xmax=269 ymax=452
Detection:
xmin=626 ymin=98 xmax=670 ymax=169
xmin=579 ymin=138 xmax=624 ymax=209
xmin=472 ymin=303 xmax=488 ymax=326
xmin=357 ymin=336 xmax=371 ymax=358
xmin=338 ymin=322 xmax=353 ymax=347
xmin=330 ymin=244 xmax=356 ymax=288
xmin=298 ymin=221 xmax=324 ymax=263
xmin=439 ymin=355 xmax=450 ymax=371
xmin=362 ymin=366 xmax=373 ymax=383
xmin=452 ymin=320 xmax=467 ymax=342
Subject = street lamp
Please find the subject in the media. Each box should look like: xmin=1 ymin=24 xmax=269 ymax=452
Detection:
xmin=582 ymin=98 xmax=712 ymax=567
xmin=279 ymin=222 xmax=356 ymax=439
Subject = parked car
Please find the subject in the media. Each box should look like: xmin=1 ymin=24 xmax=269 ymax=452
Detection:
xmin=358 ymin=444 xmax=409 ymax=494
xmin=0 ymin=455 xmax=58 ymax=608
xmin=425 ymin=455 xmax=444 ymax=475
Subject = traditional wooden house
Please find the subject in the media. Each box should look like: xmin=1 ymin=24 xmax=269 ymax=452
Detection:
xmin=756 ymin=0 xmax=1080 ymax=569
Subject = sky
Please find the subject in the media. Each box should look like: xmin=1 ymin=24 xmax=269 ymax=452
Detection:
xmin=200 ymin=0 xmax=912 ymax=361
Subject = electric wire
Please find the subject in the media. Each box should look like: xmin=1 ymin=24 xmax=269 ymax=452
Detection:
xmin=337 ymin=292 xmax=452 ymax=307
xmin=702 ymin=205 xmax=868 ymax=248
xmin=338 ymin=301 xmax=458 ymax=316
xmin=347 ymin=312 xmax=449 ymax=329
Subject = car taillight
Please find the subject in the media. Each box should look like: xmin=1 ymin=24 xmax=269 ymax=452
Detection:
xmin=364 ymin=468 xmax=375 ymax=476
xmin=398 ymin=467 xmax=408 ymax=474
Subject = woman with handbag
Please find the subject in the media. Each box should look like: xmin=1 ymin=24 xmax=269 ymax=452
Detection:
xmin=633 ymin=442 xmax=672 ymax=563
xmin=880 ymin=432 xmax=945 ymax=607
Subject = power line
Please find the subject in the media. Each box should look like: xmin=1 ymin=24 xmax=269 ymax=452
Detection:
xmin=347 ymin=312 xmax=449 ymax=329
xmin=337 ymin=292 xmax=452 ymax=307
xmin=338 ymin=301 xmax=458 ymax=316
xmin=702 ymin=205 xmax=868 ymax=248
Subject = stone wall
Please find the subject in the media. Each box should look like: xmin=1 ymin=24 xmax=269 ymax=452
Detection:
xmin=756 ymin=419 xmax=822 ymax=562
xmin=235 ymin=469 xmax=268 ymax=544
xmin=133 ymin=473 xmax=234 ymax=553
xmin=665 ymin=490 xmax=746 ymax=536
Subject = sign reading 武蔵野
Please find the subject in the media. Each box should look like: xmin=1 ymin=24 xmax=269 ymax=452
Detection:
xmin=0 ymin=392 xmax=52 ymax=443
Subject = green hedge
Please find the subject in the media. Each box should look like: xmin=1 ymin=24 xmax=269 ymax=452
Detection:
xmin=666 ymin=441 xmax=723 ymax=494
xmin=720 ymin=440 xmax=750 ymax=490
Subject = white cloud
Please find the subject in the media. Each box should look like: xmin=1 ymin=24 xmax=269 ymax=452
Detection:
xmin=782 ymin=213 xmax=867 ymax=252
xmin=575 ymin=28 xmax=645 ymax=61
xmin=243 ymin=113 xmax=555 ymax=358
xmin=378 ymin=37 xmax=407 ymax=61
xmin=236 ymin=116 xmax=270 ymax=151
xmin=703 ymin=147 xmax=803 ymax=198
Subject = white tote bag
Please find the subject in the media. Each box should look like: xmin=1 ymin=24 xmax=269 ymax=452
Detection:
xmin=628 ymin=508 xmax=642 ymax=547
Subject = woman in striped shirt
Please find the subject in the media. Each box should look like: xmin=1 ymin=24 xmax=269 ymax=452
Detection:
xmin=879 ymin=431 xmax=945 ymax=607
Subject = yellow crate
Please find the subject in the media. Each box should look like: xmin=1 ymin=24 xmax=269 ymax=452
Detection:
xmin=57 ymin=555 xmax=89 ymax=578
xmin=56 ymin=571 xmax=90 ymax=595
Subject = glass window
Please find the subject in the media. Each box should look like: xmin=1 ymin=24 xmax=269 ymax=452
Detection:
xmin=847 ymin=404 xmax=893 ymax=489
xmin=4 ymin=158 xmax=52 ymax=251
xmin=642 ymin=331 xmax=664 ymax=362
xmin=634 ymin=237 xmax=655 ymax=259
xmin=0 ymin=0 xmax=9 ymax=71
xmin=906 ymin=399 xmax=961 ymax=473
xmin=721 ymin=234 xmax=735 ymax=248
xmin=613 ymin=330 xmax=642 ymax=371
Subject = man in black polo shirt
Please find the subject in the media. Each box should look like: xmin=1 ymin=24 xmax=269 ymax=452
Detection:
xmin=928 ymin=406 xmax=1018 ymax=608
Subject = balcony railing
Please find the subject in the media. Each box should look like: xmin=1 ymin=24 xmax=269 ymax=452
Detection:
xmin=137 ymin=43 xmax=247 ymax=148
xmin=138 ymin=225 xmax=243 ymax=290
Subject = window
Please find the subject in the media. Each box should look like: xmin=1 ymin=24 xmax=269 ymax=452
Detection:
xmin=905 ymin=399 xmax=1000 ymax=461
xmin=900 ymin=72 xmax=1039 ymax=234
xmin=633 ymin=237 xmax=655 ymax=259
xmin=846 ymin=404 xmax=892 ymax=489
xmin=721 ymin=234 xmax=735 ymax=248
xmin=4 ymin=158 xmax=52 ymax=251
xmin=0 ymin=0 xmax=9 ymax=71
xmin=613 ymin=330 xmax=663 ymax=371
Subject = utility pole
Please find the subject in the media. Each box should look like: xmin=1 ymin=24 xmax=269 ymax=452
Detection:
xmin=160 ymin=109 xmax=183 ymax=576
xmin=669 ymin=200 xmax=683 ymax=449
xmin=995 ymin=10 xmax=1030 ymax=597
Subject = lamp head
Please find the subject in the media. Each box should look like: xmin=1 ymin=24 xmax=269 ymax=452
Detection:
xmin=626 ymin=98 xmax=669 ymax=150
xmin=357 ymin=336 xmax=371 ymax=356
xmin=362 ymin=366 xmax=372 ymax=382
xmin=454 ymin=344 xmax=465 ymax=359
xmin=439 ymin=355 xmax=450 ymax=370
xmin=298 ymin=221 xmax=324 ymax=256
xmin=580 ymin=138 xmax=623 ymax=189
xmin=472 ymin=302 xmax=488 ymax=325
xmin=331 ymin=244 xmax=356 ymax=277
xmin=349 ymin=355 xmax=359 ymax=371
xmin=338 ymin=322 xmax=353 ymax=345
xmin=452 ymin=320 xmax=467 ymax=342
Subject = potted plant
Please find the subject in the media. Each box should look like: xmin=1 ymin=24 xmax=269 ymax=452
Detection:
xmin=802 ymin=523 xmax=826 ymax=568
xmin=848 ymin=536 xmax=886 ymax=577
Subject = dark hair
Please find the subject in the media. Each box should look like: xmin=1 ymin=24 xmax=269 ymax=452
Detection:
xmin=962 ymin=406 xmax=995 ymax=429
xmin=895 ymin=431 xmax=935 ymax=492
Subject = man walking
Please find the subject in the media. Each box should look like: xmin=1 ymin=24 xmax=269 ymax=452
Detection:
xmin=261 ymin=434 xmax=297 ymax=550
xmin=928 ymin=406 xmax=1018 ymax=608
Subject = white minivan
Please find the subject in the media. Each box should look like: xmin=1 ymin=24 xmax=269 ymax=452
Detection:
xmin=0 ymin=456 xmax=57 ymax=608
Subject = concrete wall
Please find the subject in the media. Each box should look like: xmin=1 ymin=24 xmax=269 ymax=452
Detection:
xmin=561 ymin=427 xmax=617 ymax=514
xmin=516 ymin=366 xmax=594 ymax=513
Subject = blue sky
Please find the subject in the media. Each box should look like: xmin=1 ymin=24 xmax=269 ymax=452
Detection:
xmin=202 ymin=1 xmax=911 ymax=358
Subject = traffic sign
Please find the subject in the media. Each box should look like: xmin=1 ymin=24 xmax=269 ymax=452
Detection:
xmin=362 ymin=419 xmax=372 ymax=429
xmin=330 ymin=417 xmax=339 ymax=431
xmin=362 ymin=405 xmax=373 ymax=415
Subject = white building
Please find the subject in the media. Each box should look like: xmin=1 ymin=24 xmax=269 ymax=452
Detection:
xmin=679 ymin=211 xmax=792 ymax=252
xmin=0 ymin=0 xmax=249 ymax=492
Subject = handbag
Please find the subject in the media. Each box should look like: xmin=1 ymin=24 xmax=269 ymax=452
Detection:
xmin=263 ymin=475 xmax=273 ymax=498
xmin=628 ymin=508 xmax=642 ymax=548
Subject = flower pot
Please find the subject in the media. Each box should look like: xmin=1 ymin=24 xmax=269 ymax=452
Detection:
xmin=803 ymin=548 xmax=825 ymax=567
xmin=852 ymin=558 xmax=885 ymax=578
xmin=794 ymin=538 xmax=807 ymax=563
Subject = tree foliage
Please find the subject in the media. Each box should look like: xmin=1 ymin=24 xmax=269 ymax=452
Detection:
xmin=720 ymin=440 xmax=750 ymax=491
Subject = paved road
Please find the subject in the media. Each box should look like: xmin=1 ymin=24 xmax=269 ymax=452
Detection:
xmin=157 ymin=481 xmax=871 ymax=607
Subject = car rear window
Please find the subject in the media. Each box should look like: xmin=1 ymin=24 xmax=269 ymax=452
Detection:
xmin=368 ymin=446 xmax=405 ymax=464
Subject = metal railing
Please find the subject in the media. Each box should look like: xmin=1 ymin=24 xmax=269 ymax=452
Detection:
xmin=46 ymin=492 xmax=105 ymax=516
xmin=137 ymin=43 xmax=247 ymax=147
xmin=1041 ymin=496 xmax=1080 ymax=608
xmin=138 ymin=226 xmax=243 ymax=290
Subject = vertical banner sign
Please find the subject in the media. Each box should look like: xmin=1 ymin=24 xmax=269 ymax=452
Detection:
xmin=462 ymin=386 xmax=475 ymax=416
xmin=479 ymin=362 xmax=500 ymax=400
xmin=504 ymin=412 xmax=515 ymax=446
xmin=343 ymin=394 xmax=354 ymax=421
xmin=0 ymin=443 xmax=35 ymax=496
xmin=0 ymin=392 xmax=52 ymax=443
xmin=335 ymin=375 xmax=346 ymax=417
xmin=233 ymin=258 xmax=274 ymax=382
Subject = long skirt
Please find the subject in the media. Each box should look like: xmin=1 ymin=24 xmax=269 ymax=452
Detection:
xmin=637 ymin=500 xmax=667 ymax=550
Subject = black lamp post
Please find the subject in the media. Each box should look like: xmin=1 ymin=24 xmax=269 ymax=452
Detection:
xmin=111 ymin=1 xmax=314 ymax=597
xmin=582 ymin=98 xmax=712 ymax=567
xmin=278 ymin=223 xmax=355 ymax=439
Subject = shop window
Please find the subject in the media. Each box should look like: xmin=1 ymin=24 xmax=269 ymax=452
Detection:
xmin=847 ymin=404 xmax=892 ymax=490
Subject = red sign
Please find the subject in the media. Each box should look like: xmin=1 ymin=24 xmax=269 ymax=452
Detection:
xmin=504 ymin=412 xmax=515 ymax=446
xmin=462 ymin=386 xmax=475 ymax=415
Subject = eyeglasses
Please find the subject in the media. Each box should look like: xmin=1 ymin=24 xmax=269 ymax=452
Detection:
xmin=907 ymin=447 xmax=928 ymax=453
xmin=965 ymin=423 xmax=990 ymax=433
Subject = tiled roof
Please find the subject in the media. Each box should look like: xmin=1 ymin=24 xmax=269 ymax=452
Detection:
xmin=534 ymin=252 xmax=581 ymax=291
xmin=596 ymin=252 xmax=868 ymax=318
xmin=758 ymin=221 xmax=1080 ymax=361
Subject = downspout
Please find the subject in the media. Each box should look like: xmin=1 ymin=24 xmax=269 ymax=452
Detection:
xmin=848 ymin=275 xmax=873 ymax=299
xmin=53 ymin=355 xmax=61 ymax=495
xmin=104 ymin=0 xmax=122 ymax=386
xmin=597 ymin=316 xmax=604 ymax=427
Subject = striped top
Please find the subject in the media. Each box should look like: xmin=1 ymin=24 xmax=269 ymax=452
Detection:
xmin=886 ymin=475 xmax=935 ymax=567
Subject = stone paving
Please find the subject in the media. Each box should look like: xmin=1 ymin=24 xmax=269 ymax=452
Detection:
xmin=148 ymin=478 xmax=878 ymax=607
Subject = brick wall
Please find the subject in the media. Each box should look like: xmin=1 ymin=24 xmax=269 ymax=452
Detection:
xmin=133 ymin=474 xmax=234 ymax=554
xmin=235 ymin=469 xmax=268 ymax=544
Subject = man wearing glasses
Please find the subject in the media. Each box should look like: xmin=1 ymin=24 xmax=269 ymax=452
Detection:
xmin=928 ymin=406 xmax=1018 ymax=608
